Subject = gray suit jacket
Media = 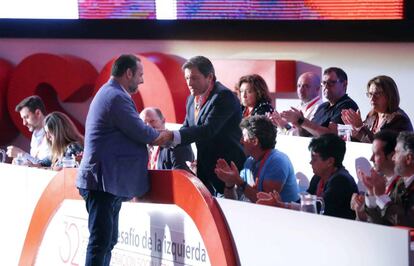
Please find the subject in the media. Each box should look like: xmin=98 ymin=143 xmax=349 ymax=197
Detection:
xmin=76 ymin=78 xmax=159 ymax=198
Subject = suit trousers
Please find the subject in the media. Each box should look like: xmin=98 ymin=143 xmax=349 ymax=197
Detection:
xmin=79 ymin=189 xmax=124 ymax=266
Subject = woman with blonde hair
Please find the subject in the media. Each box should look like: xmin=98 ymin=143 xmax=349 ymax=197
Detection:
xmin=342 ymin=75 xmax=412 ymax=143
xmin=39 ymin=111 xmax=84 ymax=170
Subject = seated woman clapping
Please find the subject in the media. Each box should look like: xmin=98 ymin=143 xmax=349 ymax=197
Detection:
xmin=341 ymin=75 xmax=413 ymax=143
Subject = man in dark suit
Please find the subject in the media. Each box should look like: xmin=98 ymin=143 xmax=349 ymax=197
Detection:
xmin=140 ymin=107 xmax=194 ymax=172
xmin=171 ymin=56 xmax=245 ymax=195
xmin=76 ymin=54 xmax=170 ymax=266
xmin=363 ymin=131 xmax=414 ymax=226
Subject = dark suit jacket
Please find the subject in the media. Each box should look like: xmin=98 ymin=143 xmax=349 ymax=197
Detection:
xmin=76 ymin=78 xmax=159 ymax=198
xmin=157 ymin=145 xmax=194 ymax=172
xmin=366 ymin=179 xmax=414 ymax=227
xmin=179 ymin=81 xmax=245 ymax=194
xmin=308 ymin=167 xmax=358 ymax=220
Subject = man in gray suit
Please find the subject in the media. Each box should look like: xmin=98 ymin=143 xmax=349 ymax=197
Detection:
xmin=76 ymin=54 xmax=170 ymax=266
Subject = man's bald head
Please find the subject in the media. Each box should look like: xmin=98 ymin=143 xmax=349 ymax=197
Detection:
xmin=297 ymin=72 xmax=321 ymax=103
xmin=140 ymin=107 xmax=165 ymax=131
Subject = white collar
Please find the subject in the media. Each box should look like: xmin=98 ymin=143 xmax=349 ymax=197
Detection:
xmin=120 ymin=84 xmax=132 ymax=98
xmin=301 ymin=96 xmax=321 ymax=107
xmin=33 ymin=127 xmax=45 ymax=138
xmin=403 ymin=175 xmax=414 ymax=188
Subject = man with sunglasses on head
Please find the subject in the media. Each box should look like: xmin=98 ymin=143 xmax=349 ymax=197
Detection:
xmin=281 ymin=67 xmax=359 ymax=137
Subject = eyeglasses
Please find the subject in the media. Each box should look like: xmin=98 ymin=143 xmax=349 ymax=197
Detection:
xmin=366 ymin=91 xmax=384 ymax=98
xmin=321 ymin=79 xmax=340 ymax=87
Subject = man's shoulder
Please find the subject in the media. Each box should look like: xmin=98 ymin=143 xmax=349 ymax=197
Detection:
xmin=269 ymin=149 xmax=289 ymax=161
xmin=336 ymin=94 xmax=359 ymax=110
xmin=268 ymin=149 xmax=293 ymax=168
xmin=314 ymin=101 xmax=330 ymax=113
xmin=330 ymin=167 xmax=357 ymax=186
xmin=213 ymin=82 xmax=234 ymax=96
xmin=207 ymin=82 xmax=239 ymax=105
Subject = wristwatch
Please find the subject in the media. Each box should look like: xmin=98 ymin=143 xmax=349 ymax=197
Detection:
xmin=239 ymin=181 xmax=248 ymax=192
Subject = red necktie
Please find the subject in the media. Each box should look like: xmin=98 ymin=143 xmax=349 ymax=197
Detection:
xmin=316 ymin=179 xmax=325 ymax=197
xmin=148 ymin=146 xmax=160 ymax=170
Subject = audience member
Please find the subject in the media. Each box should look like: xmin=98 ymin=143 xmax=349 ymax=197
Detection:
xmin=37 ymin=112 xmax=84 ymax=170
xmin=270 ymin=72 xmax=322 ymax=135
xmin=76 ymin=54 xmax=170 ymax=266
xmin=257 ymin=133 xmax=358 ymax=220
xmin=235 ymin=74 xmax=274 ymax=117
xmin=360 ymin=131 xmax=414 ymax=226
xmin=350 ymin=130 xmax=399 ymax=221
xmin=342 ymin=75 xmax=413 ymax=143
xmin=214 ymin=115 xmax=299 ymax=203
xmin=6 ymin=95 xmax=50 ymax=165
xmin=281 ymin=67 xmax=359 ymax=137
xmin=140 ymin=107 xmax=194 ymax=172
xmin=171 ymin=56 xmax=245 ymax=195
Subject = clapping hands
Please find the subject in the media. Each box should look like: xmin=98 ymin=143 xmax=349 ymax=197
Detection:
xmin=214 ymin=158 xmax=241 ymax=187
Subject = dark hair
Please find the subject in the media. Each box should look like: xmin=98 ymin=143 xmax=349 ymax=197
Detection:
xmin=367 ymin=75 xmax=400 ymax=113
xmin=111 ymin=54 xmax=139 ymax=77
xmin=240 ymin=115 xmax=277 ymax=149
xmin=397 ymin=131 xmax=414 ymax=154
xmin=182 ymin=56 xmax=216 ymax=81
xmin=236 ymin=74 xmax=272 ymax=104
xmin=373 ymin=130 xmax=398 ymax=157
xmin=15 ymin=95 xmax=46 ymax=115
xmin=308 ymin=133 xmax=345 ymax=168
xmin=323 ymin=67 xmax=348 ymax=82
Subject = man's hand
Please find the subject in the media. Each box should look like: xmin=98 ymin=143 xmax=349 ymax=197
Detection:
xmin=359 ymin=169 xmax=374 ymax=195
xmin=281 ymin=107 xmax=303 ymax=127
xmin=256 ymin=191 xmax=284 ymax=208
xmin=6 ymin=146 xmax=24 ymax=158
xmin=350 ymin=193 xmax=364 ymax=212
xmin=214 ymin=159 xmax=241 ymax=186
xmin=267 ymin=111 xmax=288 ymax=129
xmin=370 ymin=168 xmax=387 ymax=196
xmin=152 ymin=130 xmax=173 ymax=146
xmin=186 ymin=160 xmax=197 ymax=175
xmin=359 ymin=168 xmax=386 ymax=196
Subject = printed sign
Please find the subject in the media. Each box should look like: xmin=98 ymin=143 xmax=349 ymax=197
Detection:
xmin=35 ymin=200 xmax=210 ymax=265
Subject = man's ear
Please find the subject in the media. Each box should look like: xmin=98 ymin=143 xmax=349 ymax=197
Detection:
xmin=327 ymin=157 xmax=335 ymax=167
xmin=406 ymin=152 xmax=413 ymax=166
xmin=34 ymin=109 xmax=42 ymax=117
xmin=207 ymin=73 xmax=214 ymax=82
xmin=252 ymin=137 xmax=259 ymax=146
xmin=126 ymin=68 xmax=133 ymax=79
xmin=342 ymin=80 xmax=348 ymax=91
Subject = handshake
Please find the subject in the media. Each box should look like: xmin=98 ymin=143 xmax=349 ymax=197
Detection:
xmin=152 ymin=129 xmax=175 ymax=147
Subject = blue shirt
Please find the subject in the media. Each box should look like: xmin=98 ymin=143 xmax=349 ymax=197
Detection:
xmin=301 ymin=94 xmax=359 ymax=137
xmin=240 ymin=149 xmax=299 ymax=202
